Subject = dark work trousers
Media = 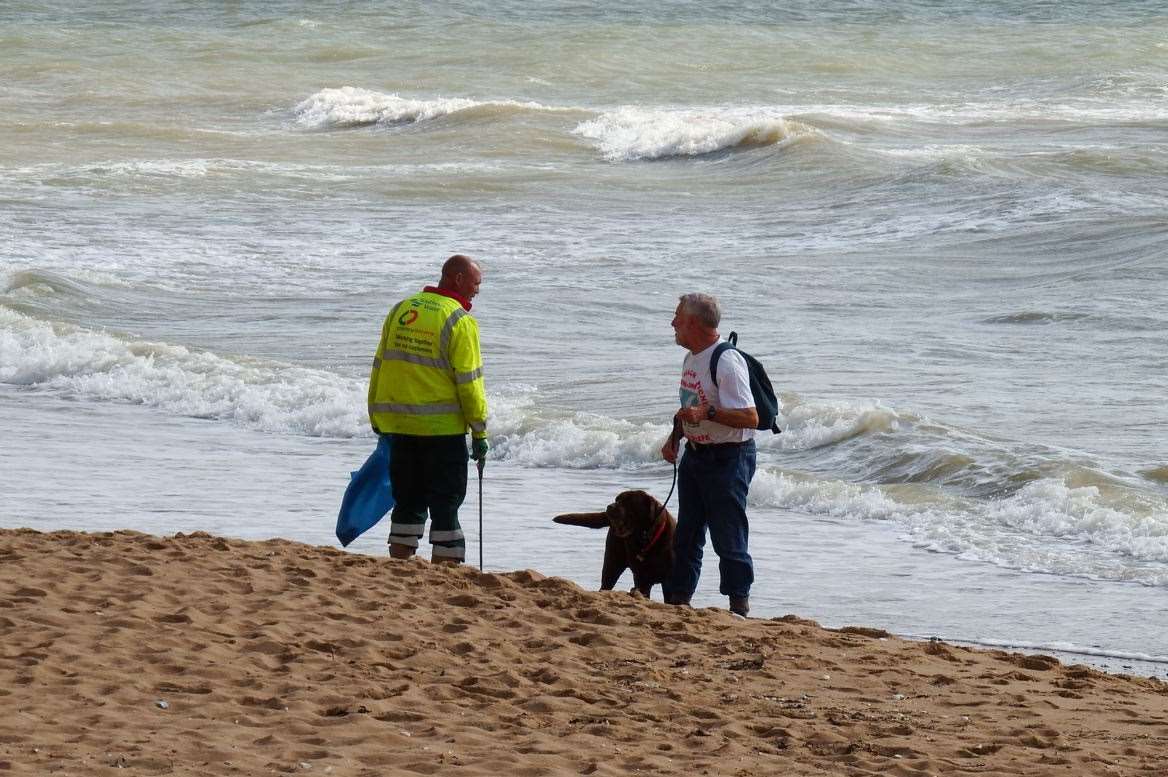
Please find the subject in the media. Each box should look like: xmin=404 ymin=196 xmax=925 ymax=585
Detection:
xmin=664 ymin=439 xmax=757 ymax=600
xmin=388 ymin=434 xmax=468 ymax=560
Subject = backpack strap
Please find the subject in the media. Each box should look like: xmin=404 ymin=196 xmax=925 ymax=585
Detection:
xmin=709 ymin=331 xmax=738 ymax=387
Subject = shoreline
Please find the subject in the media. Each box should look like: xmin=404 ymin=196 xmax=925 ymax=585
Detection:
xmin=2 ymin=527 xmax=1166 ymax=776
xmin=6 ymin=390 xmax=1166 ymax=686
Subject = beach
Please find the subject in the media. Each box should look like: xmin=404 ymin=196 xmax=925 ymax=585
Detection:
xmin=2 ymin=528 xmax=1165 ymax=776
xmin=3 ymin=0 xmax=1168 ymax=755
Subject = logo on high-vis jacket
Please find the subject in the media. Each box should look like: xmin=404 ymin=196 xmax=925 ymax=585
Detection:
xmin=398 ymin=309 xmax=419 ymax=326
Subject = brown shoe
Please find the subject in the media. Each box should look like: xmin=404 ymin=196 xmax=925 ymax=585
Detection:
xmin=729 ymin=596 xmax=749 ymax=617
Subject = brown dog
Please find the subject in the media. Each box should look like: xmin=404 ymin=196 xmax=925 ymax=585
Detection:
xmin=553 ymin=490 xmax=675 ymax=598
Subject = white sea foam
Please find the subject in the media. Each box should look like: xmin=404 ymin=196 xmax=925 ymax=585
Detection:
xmin=3 ymin=268 xmax=133 ymax=296
xmin=485 ymin=386 xmax=669 ymax=468
xmin=748 ymin=398 xmax=1168 ymax=581
xmin=0 ymin=309 xmax=666 ymax=460
xmin=793 ymin=98 xmax=1168 ymax=129
xmin=486 ymin=393 xmax=899 ymax=470
xmin=776 ymin=397 xmax=900 ymax=449
xmin=293 ymin=87 xmax=557 ymax=130
xmin=4 ymin=306 xmax=1166 ymax=583
xmin=0 ymin=308 xmax=366 ymax=438
xmin=5 ymin=158 xmax=504 ymax=185
xmin=750 ymin=468 xmax=914 ymax=519
xmin=0 ymin=308 xmax=872 ymax=472
xmin=95 ymin=159 xmax=213 ymax=178
xmin=930 ymin=637 xmax=1168 ymax=668
xmin=749 ymin=465 xmax=1168 ymax=584
xmin=969 ymin=480 xmax=1168 ymax=565
xmin=573 ymin=107 xmax=813 ymax=161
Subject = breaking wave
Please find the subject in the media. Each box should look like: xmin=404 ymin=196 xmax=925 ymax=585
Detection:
xmin=293 ymin=86 xmax=561 ymax=130
xmin=573 ymin=106 xmax=815 ymax=161
xmin=0 ymin=307 xmax=366 ymax=438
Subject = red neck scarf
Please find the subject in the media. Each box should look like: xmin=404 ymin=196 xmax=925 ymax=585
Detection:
xmin=424 ymin=285 xmax=472 ymax=312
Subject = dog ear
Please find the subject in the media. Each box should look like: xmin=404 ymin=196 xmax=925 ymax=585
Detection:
xmin=630 ymin=490 xmax=671 ymax=527
xmin=553 ymin=511 xmax=610 ymax=529
xmin=617 ymin=490 xmax=659 ymax=517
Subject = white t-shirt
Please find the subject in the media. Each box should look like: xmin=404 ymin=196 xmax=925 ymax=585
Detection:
xmin=679 ymin=340 xmax=757 ymax=445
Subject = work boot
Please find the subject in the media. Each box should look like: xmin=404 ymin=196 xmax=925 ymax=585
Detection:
xmin=729 ymin=596 xmax=750 ymax=618
xmin=664 ymin=592 xmax=691 ymax=606
xmin=389 ymin=543 xmax=416 ymax=560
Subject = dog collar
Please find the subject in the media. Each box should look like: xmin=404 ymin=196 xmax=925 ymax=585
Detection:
xmin=635 ymin=512 xmax=669 ymax=562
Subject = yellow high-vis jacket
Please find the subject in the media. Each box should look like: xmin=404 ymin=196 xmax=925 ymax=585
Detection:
xmin=367 ymin=288 xmax=487 ymax=440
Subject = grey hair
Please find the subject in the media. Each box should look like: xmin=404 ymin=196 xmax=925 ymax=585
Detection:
xmin=678 ymin=293 xmax=721 ymax=329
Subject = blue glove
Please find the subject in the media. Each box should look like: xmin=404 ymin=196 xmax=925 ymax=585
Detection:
xmin=471 ymin=438 xmax=489 ymax=463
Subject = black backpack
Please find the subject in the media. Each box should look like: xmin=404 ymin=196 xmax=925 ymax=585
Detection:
xmin=710 ymin=331 xmax=782 ymax=434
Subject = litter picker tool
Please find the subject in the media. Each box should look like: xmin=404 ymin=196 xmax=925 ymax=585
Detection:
xmin=477 ymin=457 xmax=485 ymax=571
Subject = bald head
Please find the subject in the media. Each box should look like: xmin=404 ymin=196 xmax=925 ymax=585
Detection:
xmin=439 ymin=254 xmax=483 ymax=301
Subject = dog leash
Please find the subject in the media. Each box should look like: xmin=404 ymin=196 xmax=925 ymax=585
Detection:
xmin=639 ymin=415 xmax=683 ymax=558
xmin=658 ymin=459 xmax=678 ymax=517
xmin=655 ymin=415 xmax=682 ymax=521
xmin=637 ymin=459 xmax=677 ymax=563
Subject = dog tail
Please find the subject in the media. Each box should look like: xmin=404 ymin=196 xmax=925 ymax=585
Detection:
xmin=552 ymin=511 xmax=610 ymax=529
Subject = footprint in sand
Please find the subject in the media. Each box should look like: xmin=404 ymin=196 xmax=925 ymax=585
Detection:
xmin=446 ymin=593 xmax=481 ymax=607
xmin=153 ymin=611 xmax=193 ymax=624
xmin=567 ymin=631 xmax=614 ymax=648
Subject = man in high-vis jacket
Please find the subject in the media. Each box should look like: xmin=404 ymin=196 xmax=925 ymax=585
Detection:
xmin=368 ymin=254 xmax=488 ymax=564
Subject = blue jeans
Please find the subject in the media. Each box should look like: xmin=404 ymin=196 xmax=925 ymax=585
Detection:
xmin=664 ymin=440 xmax=756 ymax=600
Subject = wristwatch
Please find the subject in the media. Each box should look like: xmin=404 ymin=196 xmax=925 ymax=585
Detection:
xmin=706 ymin=405 xmax=717 ymax=421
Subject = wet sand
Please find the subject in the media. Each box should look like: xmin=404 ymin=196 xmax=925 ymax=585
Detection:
xmin=1 ymin=528 xmax=1166 ymax=776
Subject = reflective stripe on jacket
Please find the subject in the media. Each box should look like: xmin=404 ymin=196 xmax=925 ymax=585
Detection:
xmin=367 ymin=290 xmax=488 ymax=439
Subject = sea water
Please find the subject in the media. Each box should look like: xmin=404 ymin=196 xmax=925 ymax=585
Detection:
xmin=2 ymin=1 xmax=1166 ymax=677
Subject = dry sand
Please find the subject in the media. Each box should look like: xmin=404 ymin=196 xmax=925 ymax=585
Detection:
xmin=1 ymin=528 xmax=1166 ymax=776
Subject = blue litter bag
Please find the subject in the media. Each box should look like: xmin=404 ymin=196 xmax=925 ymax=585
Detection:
xmin=336 ymin=435 xmax=395 ymax=547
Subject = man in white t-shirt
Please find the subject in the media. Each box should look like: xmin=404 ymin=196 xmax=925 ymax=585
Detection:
xmin=660 ymin=293 xmax=758 ymax=617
